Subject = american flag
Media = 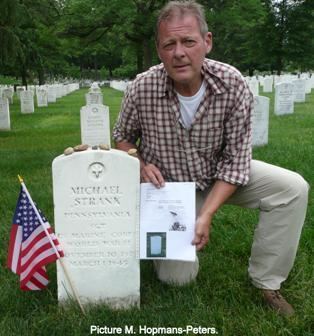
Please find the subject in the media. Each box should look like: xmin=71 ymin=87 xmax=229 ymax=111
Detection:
xmin=7 ymin=186 xmax=64 ymax=290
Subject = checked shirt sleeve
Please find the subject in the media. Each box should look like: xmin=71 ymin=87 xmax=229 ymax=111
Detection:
xmin=214 ymin=80 xmax=253 ymax=186
xmin=112 ymin=83 xmax=141 ymax=144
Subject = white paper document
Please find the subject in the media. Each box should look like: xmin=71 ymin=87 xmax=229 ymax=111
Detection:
xmin=140 ymin=182 xmax=196 ymax=261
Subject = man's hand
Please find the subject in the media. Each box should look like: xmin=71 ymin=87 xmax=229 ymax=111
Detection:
xmin=141 ymin=163 xmax=165 ymax=188
xmin=192 ymin=213 xmax=212 ymax=251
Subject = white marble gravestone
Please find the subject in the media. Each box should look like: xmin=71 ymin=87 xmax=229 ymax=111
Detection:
xmin=52 ymin=149 xmax=140 ymax=308
xmin=16 ymin=86 xmax=26 ymax=99
xmin=20 ymin=91 xmax=34 ymax=114
xmin=0 ymin=97 xmax=10 ymax=130
xmin=248 ymin=78 xmax=259 ymax=96
xmin=48 ymin=86 xmax=57 ymax=103
xmin=89 ymin=82 xmax=101 ymax=93
xmin=263 ymin=77 xmax=273 ymax=93
xmin=274 ymin=82 xmax=294 ymax=115
xmin=305 ymin=79 xmax=312 ymax=94
xmin=2 ymin=87 xmax=14 ymax=104
xmin=36 ymin=89 xmax=48 ymax=107
xmin=292 ymin=79 xmax=306 ymax=103
xmin=85 ymin=92 xmax=103 ymax=105
xmin=80 ymin=104 xmax=111 ymax=147
xmin=252 ymin=96 xmax=269 ymax=147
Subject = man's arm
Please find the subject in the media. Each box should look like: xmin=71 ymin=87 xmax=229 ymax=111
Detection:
xmin=192 ymin=180 xmax=238 ymax=251
xmin=115 ymin=141 xmax=165 ymax=188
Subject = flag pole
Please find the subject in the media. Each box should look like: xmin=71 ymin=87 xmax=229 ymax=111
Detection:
xmin=17 ymin=175 xmax=86 ymax=315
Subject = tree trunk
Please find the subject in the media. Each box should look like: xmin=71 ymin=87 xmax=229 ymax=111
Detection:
xmin=21 ymin=66 xmax=27 ymax=86
xmin=38 ymin=67 xmax=45 ymax=85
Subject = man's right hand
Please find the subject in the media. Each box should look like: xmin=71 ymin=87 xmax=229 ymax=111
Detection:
xmin=141 ymin=163 xmax=165 ymax=189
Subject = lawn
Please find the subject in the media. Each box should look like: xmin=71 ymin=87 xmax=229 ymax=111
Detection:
xmin=0 ymin=86 xmax=313 ymax=336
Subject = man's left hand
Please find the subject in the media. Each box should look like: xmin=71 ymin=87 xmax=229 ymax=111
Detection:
xmin=192 ymin=213 xmax=212 ymax=251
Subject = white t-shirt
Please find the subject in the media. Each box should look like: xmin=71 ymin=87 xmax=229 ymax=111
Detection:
xmin=176 ymin=81 xmax=207 ymax=129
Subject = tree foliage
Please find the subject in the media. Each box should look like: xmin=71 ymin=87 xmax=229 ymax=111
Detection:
xmin=0 ymin=0 xmax=313 ymax=83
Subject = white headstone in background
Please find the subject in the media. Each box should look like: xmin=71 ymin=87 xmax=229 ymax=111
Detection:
xmin=292 ymin=79 xmax=306 ymax=103
xmin=263 ymin=77 xmax=273 ymax=93
xmin=85 ymin=92 xmax=103 ymax=105
xmin=36 ymin=89 xmax=48 ymax=107
xmin=305 ymin=79 xmax=312 ymax=94
xmin=110 ymin=80 xmax=129 ymax=92
xmin=20 ymin=91 xmax=34 ymax=114
xmin=16 ymin=86 xmax=26 ymax=99
xmin=56 ymin=85 xmax=63 ymax=98
xmin=252 ymin=96 xmax=269 ymax=147
xmin=89 ymin=82 xmax=101 ymax=93
xmin=248 ymin=78 xmax=259 ymax=96
xmin=80 ymin=104 xmax=111 ymax=147
xmin=2 ymin=87 xmax=14 ymax=104
xmin=48 ymin=86 xmax=57 ymax=103
xmin=274 ymin=82 xmax=294 ymax=115
xmin=0 ymin=97 xmax=10 ymax=130
xmin=52 ymin=149 xmax=140 ymax=308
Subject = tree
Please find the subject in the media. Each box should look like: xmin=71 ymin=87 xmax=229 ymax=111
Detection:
xmin=202 ymin=0 xmax=267 ymax=74
xmin=0 ymin=0 xmax=21 ymax=65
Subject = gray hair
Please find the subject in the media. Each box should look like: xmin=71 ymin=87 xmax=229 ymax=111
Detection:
xmin=156 ymin=1 xmax=208 ymax=43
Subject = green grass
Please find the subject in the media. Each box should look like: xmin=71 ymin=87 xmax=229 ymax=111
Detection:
xmin=0 ymin=87 xmax=313 ymax=336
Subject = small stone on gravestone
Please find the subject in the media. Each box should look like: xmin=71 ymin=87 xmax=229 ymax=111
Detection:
xmin=20 ymin=91 xmax=34 ymax=114
xmin=80 ymin=104 xmax=111 ymax=147
xmin=274 ymin=82 xmax=294 ymax=115
xmin=252 ymin=96 xmax=269 ymax=147
xmin=0 ymin=97 xmax=10 ymax=130
xmin=292 ymin=79 xmax=306 ymax=103
xmin=52 ymin=149 xmax=140 ymax=308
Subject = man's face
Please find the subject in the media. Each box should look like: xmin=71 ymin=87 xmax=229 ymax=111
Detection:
xmin=157 ymin=14 xmax=212 ymax=95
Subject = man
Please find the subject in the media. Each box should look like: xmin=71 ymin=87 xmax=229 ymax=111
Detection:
xmin=113 ymin=0 xmax=309 ymax=316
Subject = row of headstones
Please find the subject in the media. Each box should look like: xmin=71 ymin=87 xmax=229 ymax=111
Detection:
xmin=0 ymin=83 xmax=80 ymax=131
xmin=109 ymin=80 xmax=130 ymax=92
xmin=247 ymin=76 xmax=313 ymax=103
xmin=17 ymin=83 xmax=80 ymax=113
xmin=246 ymin=73 xmax=314 ymax=95
xmin=251 ymin=80 xmax=313 ymax=146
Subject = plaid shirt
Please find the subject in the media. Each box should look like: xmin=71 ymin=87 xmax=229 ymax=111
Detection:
xmin=113 ymin=59 xmax=253 ymax=190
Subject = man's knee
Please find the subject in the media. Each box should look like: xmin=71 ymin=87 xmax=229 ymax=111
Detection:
xmin=288 ymin=173 xmax=309 ymax=203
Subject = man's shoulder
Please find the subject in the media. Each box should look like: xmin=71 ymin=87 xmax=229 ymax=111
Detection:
xmin=204 ymin=59 xmax=245 ymax=84
xmin=133 ymin=64 xmax=166 ymax=85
